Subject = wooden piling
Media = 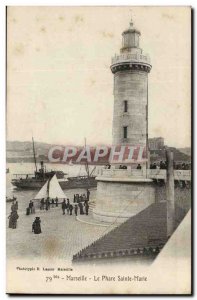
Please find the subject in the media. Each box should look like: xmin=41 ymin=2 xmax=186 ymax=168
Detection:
xmin=166 ymin=149 xmax=175 ymax=238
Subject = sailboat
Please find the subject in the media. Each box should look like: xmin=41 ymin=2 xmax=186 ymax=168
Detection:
xmin=33 ymin=174 xmax=66 ymax=201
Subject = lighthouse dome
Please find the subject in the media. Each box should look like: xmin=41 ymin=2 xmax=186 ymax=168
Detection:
xmin=121 ymin=18 xmax=141 ymax=52
xmin=122 ymin=18 xmax=141 ymax=35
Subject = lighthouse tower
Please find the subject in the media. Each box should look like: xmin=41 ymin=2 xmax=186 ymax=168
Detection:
xmin=111 ymin=19 xmax=151 ymax=148
xmin=93 ymin=18 xmax=155 ymax=223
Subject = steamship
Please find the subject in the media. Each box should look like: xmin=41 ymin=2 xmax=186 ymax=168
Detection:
xmin=11 ymin=138 xmax=97 ymax=190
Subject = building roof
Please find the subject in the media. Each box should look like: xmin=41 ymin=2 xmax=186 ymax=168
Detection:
xmin=73 ymin=202 xmax=186 ymax=262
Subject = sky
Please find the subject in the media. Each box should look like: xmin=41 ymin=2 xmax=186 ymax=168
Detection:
xmin=7 ymin=6 xmax=191 ymax=148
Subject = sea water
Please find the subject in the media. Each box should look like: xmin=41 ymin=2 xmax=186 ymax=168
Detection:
xmin=6 ymin=162 xmax=100 ymax=211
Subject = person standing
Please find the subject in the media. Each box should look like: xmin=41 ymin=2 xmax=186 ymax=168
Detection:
xmin=26 ymin=206 xmax=30 ymax=215
xmin=85 ymin=203 xmax=89 ymax=215
xmin=79 ymin=202 xmax=84 ymax=215
xmin=66 ymin=200 xmax=70 ymax=215
xmin=12 ymin=211 xmax=19 ymax=228
xmin=76 ymin=194 xmax=79 ymax=203
xmin=40 ymin=198 xmax=44 ymax=210
xmin=55 ymin=197 xmax=58 ymax=207
xmin=74 ymin=204 xmax=78 ymax=216
xmin=8 ymin=212 xmax=14 ymax=228
xmin=32 ymin=217 xmax=42 ymax=234
xmin=62 ymin=199 xmax=66 ymax=215
xmin=45 ymin=200 xmax=48 ymax=211
xmin=15 ymin=200 xmax=18 ymax=211
xmin=69 ymin=204 xmax=73 ymax=215
xmin=29 ymin=200 xmax=33 ymax=214
xmin=45 ymin=198 xmax=50 ymax=211
xmin=8 ymin=211 xmax=19 ymax=229
xmin=87 ymin=189 xmax=90 ymax=201
xmin=11 ymin=201 xmax=16 ymax=212
xmin=51 ymin=198 xmax=55 ymax=208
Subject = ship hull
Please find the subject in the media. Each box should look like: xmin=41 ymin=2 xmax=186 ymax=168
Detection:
xmin=11 ymin=179 xmax=46 ymax=190
xmin=60 ymin=178 xmax=97 ymax=189
xmin=11 ymin=178 xmax=97 ymax=190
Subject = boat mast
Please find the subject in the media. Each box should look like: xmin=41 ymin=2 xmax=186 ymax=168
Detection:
xmin=32 ymin=137 xmax=38 ymax=173
xmin=47 ymin=179 xmax=50 ymax=198
xmin=84 ymin=137 xmax=90 ymax=178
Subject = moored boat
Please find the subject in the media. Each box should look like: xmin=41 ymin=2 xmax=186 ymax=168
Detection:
xmin=11 ymin=137 xmax=66 ymax=190
xmin=11 ymin=138 xmax=97 ymax=190
xmin=11 ymin=161 xmax=66 ymax=189
xmin=60 ymin=175 xmax=97 ymax=189
xmin=6 ymin=196 xmax=16 ymax=203
xmin=11 ymin=174 xmax=97 ymax=190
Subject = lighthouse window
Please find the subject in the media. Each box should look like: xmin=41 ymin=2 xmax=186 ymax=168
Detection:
xmin=124 ymin=100 xmax=128 ymax=112
xmin=123 ymin=126 xmax=128 ymax=139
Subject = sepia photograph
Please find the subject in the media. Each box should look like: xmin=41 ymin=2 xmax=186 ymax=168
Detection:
xmin=6 ymin=6 xmax=192 ymax=294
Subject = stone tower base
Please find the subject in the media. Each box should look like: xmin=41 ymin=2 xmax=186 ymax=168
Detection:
xmin=93 ymin=177 xmax=156 ymax=223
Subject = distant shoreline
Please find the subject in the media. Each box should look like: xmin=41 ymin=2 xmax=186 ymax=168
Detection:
xmin=6 ymin=159 xmax=107 ymax=165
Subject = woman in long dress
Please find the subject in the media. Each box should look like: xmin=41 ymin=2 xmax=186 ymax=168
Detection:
xmin=8 ymin=212 xmax=14 ymax=228
xmin=32 ymin=217 xmax=42 ymax=234
xmin=12 ymin=211 xmax=19 ymax=228
xmin=8 ymin=211 xmax=19 ymax=229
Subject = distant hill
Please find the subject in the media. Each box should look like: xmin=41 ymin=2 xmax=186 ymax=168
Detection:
xmin=150 ymin=147 xmax=191 ymax=163
xmin=6 ymin=141 xmax=191 ymax=164
xmin=6 ymin=141 xmax=52 ymax=151
xmin=6 ymin=141 xmax=52 ymax=163
xmin=178 ymin=147 xmax=191 ymax=157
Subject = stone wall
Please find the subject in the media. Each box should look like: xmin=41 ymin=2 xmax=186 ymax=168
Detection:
xmin=93 ymin=179 xmax=191 ymax=223
xmin=155 ymin=183 xmax=191 ymax=213
xmin=93 ymin=179 xmax=155 ymax=223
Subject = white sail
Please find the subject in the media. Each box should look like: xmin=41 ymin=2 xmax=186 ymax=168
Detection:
xmin=48 ymin=174 xmax=66 ymax=199
xmin=33 ymin=180 xmax=49 ymax=200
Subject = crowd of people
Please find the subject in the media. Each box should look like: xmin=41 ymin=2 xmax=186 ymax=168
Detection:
xmin=174 ymin=162 xmax=191 ymax=170
xmin=9 ymin=190 xmax=91 ymax=234
xmin=105 ymin=164 xmax=143 ymax=170
xmin=105 ymin=161 xmax=191 ymax=171
xmin=74 ymin=191 xmax=90 ymax=202
xmin=150 ymin=161 xmax=167 ymax=169
xmin=61 ymin=194 xmax=90 ymax=216
xmin=39 ymin=197 xmax=59 ymax=210
xmin=150 ymin=161 xmax=191 ymax=170
xmin=74 ymin=201 xmax=89 ymax=216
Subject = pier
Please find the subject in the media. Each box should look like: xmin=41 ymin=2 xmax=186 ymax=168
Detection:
xmin=97 ymin=168 xmax=191 ymax=182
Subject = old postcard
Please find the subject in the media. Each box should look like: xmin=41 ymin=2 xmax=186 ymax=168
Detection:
xmin=6 ymin=6 xmax=192 ymax=294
